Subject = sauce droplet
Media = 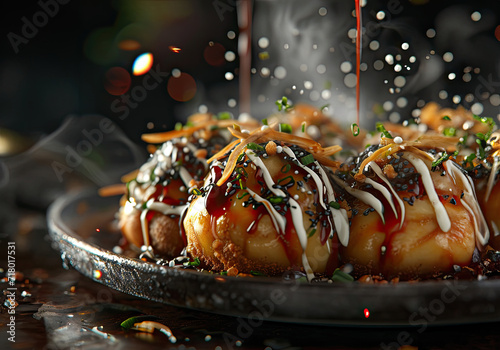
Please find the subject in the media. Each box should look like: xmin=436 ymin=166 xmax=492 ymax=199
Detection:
xmin=355 ymin=0 xmax=362 ymax=127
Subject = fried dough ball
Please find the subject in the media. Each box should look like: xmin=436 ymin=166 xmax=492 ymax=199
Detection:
xmin=118 ymin=138 xmax=208 ymax=258
xmin=183 ymin=138 xmax=349 ymax=278
xmin=335 ymin=138 xmax=489 ymax=279
xmin=468 ymin=132 xmax=500 ymax=249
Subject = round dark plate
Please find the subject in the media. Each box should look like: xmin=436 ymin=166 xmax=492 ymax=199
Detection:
xmin=47 ymin=189 xmax=500 ymax=326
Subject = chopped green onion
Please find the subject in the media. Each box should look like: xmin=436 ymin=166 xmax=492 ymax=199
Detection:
xmin=301 ymin=122 xmax=306 ymax=133
xmin=329 ymin=201 xmax=340 ymax=209
xmin=269 ymin=196 xmax=284 ymax=204
xmin=174 ymin=122 xmax=183 ymax=131
xmin=376 ymin=122 xmax=393 ymax=139
xmin=217 ymin=111 xmax=232 ymax=120
xmin=320 ymin=103 xmax=330 ymax=111
xmin=463 ymin=153 xmax=476 ymax=168
xmin=262 ymin=118 xmax=268 ymax=126
xmin=443 ymin=127 xmax=456 ymax=137
xmin=236 ymin=167 xmax=248 ymax=177
xmin=431 ymin=152 xmax=449 ymax=169
xmin=237 ymin=153 xmax=246 ymax=163
xmin=250 ymin=270 xmax=266 ymax=276
xmin=275 ymin=96 xmax=292 ymax=112
xmin=308 ymin=228 xmax=317 ymax=238
xmin=441 ymin=116 xmax=451 ymax=121
xmin=476 ymin=139 xmax=486 ymax=159
xmin=277 ymin=175 xmax=295 ymax=187
xmin=236 ymin=191 xmax=250 ymax=200
xmin=331 ymin=268 xmax=354 ymax=283
xmin=279 ymin=123 xmax=293 ymax=134
xmin=280 ymin=163 xmax=291 ymax=173
xmin=191 ymin=188 xmax=202 ymax=196
xmin=120 ymin=315 xmax=160 ymax=329
xmin=184 ymin=257 xmax=201 ymax=267
xmin=239 ymin=178 xmax=246 ymax=190
xmin=300 ymin=154 xmax=315 ymax=166
xmin=246 ymin=142 xmax=264 ymax=151
xmin=351 ymin=123 xmax=360 ymax=137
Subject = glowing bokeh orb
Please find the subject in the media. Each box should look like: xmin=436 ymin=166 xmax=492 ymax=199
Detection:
xmin=167 ymin=72 xmax=197 ymax=102
xmin=203 ymin=42 xmax=225 ymax=66
xmin=132 ymin=52 xmax=154 ymax=76
xmin=104 ymin=67 xmax=131 ymax=96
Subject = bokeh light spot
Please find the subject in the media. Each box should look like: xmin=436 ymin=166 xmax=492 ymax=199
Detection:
xmin=167 ymin=72 xmax=197 ymax=102
xmin=132 ymin=52 xmax=154 ymax=76
xmin=204 ymin=42 xmax=225 ymax=66
xmin=104 ymin=67 xmax=131 ymax=96
xmin=118 ymin=39 xmax=141 ymax=51
xmin=495 ymin=26 xmax=500 ymax=41
xmin=471 ymin=11 xmax=481 ymax=21
xmin=364 ymin=308 xmax=370 ymax=318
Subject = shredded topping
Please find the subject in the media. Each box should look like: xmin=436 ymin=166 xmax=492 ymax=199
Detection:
xmin=210 ymin=124 xmax=342 ymax=187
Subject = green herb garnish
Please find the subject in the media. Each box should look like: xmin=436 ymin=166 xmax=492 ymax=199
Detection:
xmin=308 ymin=228 xmax=317 ymax=238
xmin=236 ymin=191 xmax=250 ymax=200
xmin=262 ymin=118 xmax=268 ymax=126
xmin=431 ymin=152 xmax=449 ymax=170
xmin=300 ymin=154 xmax=315 ymax=166
xmin=246 ymin=142 xmax=264 ymax=151
xmin=269 ymin=196 xmax=284 ymax=204
xmin=351 ymin=123 xmax=360 ymax=137
xmin=329 ymin=201 xmax=341 ymax=209
xmin=239 ymin=178 xmax=246 ymax=190
xmin=217 ymin=111 xmax=232 ymax=120
xmin=442 ymin=127 xmax=456 ymax=137
xmin=250 ymin=270 xmax=266 ymax=276
xmin=120 ymin=315 xmax=160 ymax=329
xmin=376 ymin=122 xmax=393 ymax=139
xmin=279 ymin=123 xmax=293 ymax=134
xmin=331 ymin=268 xmax=354 ymax=283
xmin=191 ymin=188 xmax=202 ymax=196
xmin=280 ymin=163 xmax=291 ymax=173
xmin=174 ymin=122 xmax=183 ymax=131
xmin=275 ymin=96 xmax=293 ymax=112
xmin=184 ymin=257 xmax=201 ymax=267
xmin=441 ymin=116 xmax=451 ymax=121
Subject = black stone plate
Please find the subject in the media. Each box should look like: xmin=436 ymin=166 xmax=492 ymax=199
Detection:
xmin=47 ymin=189 xmax=500 ymax=326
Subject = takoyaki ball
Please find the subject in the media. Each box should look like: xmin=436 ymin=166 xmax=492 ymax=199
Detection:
xmin=119 ymin=138 xmax=208 ymax=258
xmin=420 ymin=102 xmax=491 ymax=140
xmin=183 ymin=130 xmax=350 ymax=278
xmin=468 ymin=132 xmax=500 ymax=249
xmin=335 ymin=137 xmax=489 ymax=279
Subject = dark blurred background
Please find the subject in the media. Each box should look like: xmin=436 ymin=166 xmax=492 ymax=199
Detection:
xmin=1 ymin=0 xmax=500 ymax=145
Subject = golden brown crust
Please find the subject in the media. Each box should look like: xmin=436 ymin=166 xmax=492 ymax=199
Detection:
xmin=183 ymin=202 xmax=291 ymax=276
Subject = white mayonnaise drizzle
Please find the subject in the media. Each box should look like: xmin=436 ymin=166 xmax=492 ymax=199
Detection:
xmin=332 ymin=176 xmax=385 ymax=224
xmin=245 ymin=147 xmax=331 ymax=280
xmin=133 ymin=139 xmax=201 ymax=255
xmin=485 ymin=157 xmax=499 ymax=202
xmin=317 ymin=166 xmax=350 ymax=246
xmin=446 ymin=160 xmax=489 ymax=247
xmin=282 ymin=147 xmax=350 ymax=246
xmin=246 ymin=187 xmax=286 ymax=234
xmin=367 ymin=161 xmax=406 ymax=229
xmin=404 ymin=153 xmax=451 ymax=232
